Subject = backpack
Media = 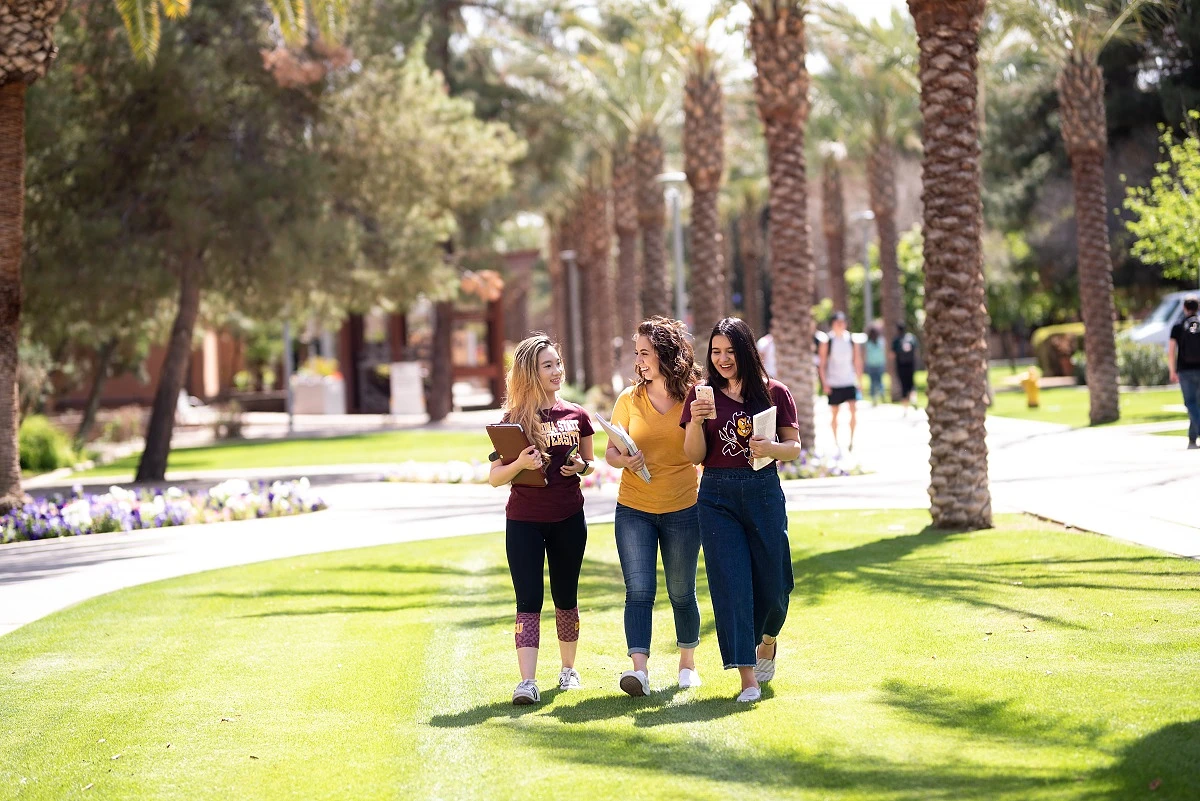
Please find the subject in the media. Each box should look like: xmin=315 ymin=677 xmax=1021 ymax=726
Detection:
xmin=1180 ymin=315 xmax=1200 ymax=367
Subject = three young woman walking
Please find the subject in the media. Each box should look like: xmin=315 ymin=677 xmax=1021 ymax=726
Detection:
xmin=490 ymin=317 xmax=799 ymax=704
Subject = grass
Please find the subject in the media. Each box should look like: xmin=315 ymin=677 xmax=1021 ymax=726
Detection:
xmin=74 ymin=429 xmax=610 ymax=480
xmin=2 ymin=511 xmax=1198 ymax=800
xmin=986 ymin=387 xmax=1186 ymax=427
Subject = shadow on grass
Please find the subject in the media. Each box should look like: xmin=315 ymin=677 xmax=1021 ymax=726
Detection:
xmin=1100 ymin=719 xmax=1200 ymax=801
xmin=878 ymin=679 xmax=1107 ymax=747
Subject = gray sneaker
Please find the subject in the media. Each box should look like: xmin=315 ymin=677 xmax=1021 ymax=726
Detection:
xmin=754 ymin=640 xmax=777 ymax=684
xmin=512 ymin=679 xmax=540 ymax=705
xmin=1188 ymin=440 xmax=1198 ymax=450
xmin=558 ymin=667 xmax=582 ymax=690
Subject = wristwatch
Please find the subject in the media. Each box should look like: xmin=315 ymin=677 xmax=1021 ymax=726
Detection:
xmin=580 ymin=459 xmax=592 ymax=475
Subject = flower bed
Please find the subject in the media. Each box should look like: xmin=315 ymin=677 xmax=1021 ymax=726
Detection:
xmin=2 ymin=478 xmax=326 ymax=544
xmin=386 ymin=456 xmax=863 ymax=486
xmin=778 ymin=452 xmax=868 ymax=480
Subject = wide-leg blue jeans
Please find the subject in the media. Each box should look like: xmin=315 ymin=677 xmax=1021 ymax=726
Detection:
xmin=698 ymin=467 xmax=794 ymax=669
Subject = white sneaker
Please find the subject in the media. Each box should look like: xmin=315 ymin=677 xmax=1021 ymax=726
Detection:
xmin=737 ymin=686 xmax=761 ymax=703
xmin=558 ymin=667 xmax=582 ymax=690
xmin=619 ymin=669 xmax=650 ymax=697
xmin=678 ymin=668 xmax=702 ymax=688
xmin=512 ymin=679 xmax=540 ymax=705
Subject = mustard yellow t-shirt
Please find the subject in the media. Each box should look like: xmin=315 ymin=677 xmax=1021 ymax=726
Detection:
xmin=610 ymin=386 xmax=699 ymax=514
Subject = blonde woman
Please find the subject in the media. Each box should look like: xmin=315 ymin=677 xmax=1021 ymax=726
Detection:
xmin=606 ymin=317 xmax=703 ymax=696
xmin=489 ymin=334 xmax=595 ymax=705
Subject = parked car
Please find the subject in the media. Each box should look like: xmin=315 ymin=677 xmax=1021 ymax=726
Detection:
xmin=1124 ymin=291 xmax=1195 ymax=354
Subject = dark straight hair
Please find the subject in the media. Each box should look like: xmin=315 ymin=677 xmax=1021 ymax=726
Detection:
xmin=705 ymin=317 xmax=773 ymax=415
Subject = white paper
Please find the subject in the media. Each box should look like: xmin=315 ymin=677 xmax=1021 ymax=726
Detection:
xmin=595 ymin=414 xmax=652 ymax=483
xmin=751 ymin=406 xmax=777 ymax=471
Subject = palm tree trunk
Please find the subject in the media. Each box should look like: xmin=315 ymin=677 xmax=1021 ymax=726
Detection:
xmin=635 ymin=131 xmax=669 ymax=320
xmin=822 ymin=156 xmax=848 ymax=315
xmin=0 ymin=82 xmax=27 ymax=509
xmin=909 ymin=0 xmax=992 ymax=530
xmin=427 ymin=300 xmax=454 ymax=421
xmin=690 ymin=190 xmax=725 ymax=346
xmin=868 ymin=138 xmax=905 ymax=400
xmin=1058 ymin=60 xmax=1119 ymax=425
xmin=582 ymin=183 xmax=615 ymax=397
xmin=750 ymin=3 xmax=817 ymax=450
xmin=136 ymin=261 xmax=204 ymax=482
xmin=547 ymin=225 xmax=568 ymax=345
xmin=613 ymin=148 xmax=641 ymax=366
xmin=75 ymin=337 xmax=118 ymax=450
xmin=739 ymin=207 xmax=764 ymax=335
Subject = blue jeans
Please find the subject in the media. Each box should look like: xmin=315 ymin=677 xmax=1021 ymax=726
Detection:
xmin=614 ymin=503 xmax=702 ymax=656
xmin=866 ymin=366 xmax=886 ymax=403
xmin=1180 ymin=370 xmax=1200 ymax=442
xmin=698 ymin=468 xmax=793 ymax=669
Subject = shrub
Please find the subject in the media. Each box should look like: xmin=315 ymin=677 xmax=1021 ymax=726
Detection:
xmin=100 ymin=406 xmax=144 ymax=444
xmin=19 ymin=415 xmax=76 ymax=472
xmin=1118 ymin=340 xmax=1170 ymax=387
xmin=1032 ymin=323 xmax=1084 ymax=377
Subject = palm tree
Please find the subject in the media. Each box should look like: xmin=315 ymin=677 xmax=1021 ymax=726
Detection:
xmin=684 ymin=41 xmax=727 ymax=344
xmin=815 ymin=5 xmax=919 ymax=397
xmin=819 ymin=147 xmax=848 ymax=315
xmin=581 ymin=169 xmax=617 ymax=396
xmin=736 ymin=192 xmax=766 ymax=335
xmin=747 ymin=0 xmax=817 ymax=450
xmin=612 ymin=143 xmax=642 ymax=353
xmin=907 ymin=0 xmax=992 ymax=530
xmin=999 ymin=0 xmax=1171 ymax=425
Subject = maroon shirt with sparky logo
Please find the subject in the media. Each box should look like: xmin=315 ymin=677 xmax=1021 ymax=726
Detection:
xmin=679 ymin=379 xmax=798 ymax=469
xmin=504 ymin=400 xmax=594 ymax=523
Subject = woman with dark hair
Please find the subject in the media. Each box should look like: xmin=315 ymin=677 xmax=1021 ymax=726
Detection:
xmin=680 ymin=317 xmax=801 ymax=702
xmin=606 ymin=317 xmax=704 ymax=696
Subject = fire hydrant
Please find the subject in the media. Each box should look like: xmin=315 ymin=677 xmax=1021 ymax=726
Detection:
xmin=1021 ymin=368 xmax=1041 ymax=409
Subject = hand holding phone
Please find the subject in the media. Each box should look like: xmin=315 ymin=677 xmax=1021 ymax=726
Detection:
xmin=694 ymin=385 xmax=717 ymax=420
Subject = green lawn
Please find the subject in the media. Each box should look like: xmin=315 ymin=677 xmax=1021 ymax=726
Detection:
xmin=2 ymin=511 xmax=1198 ymax=800
xmin=987 ymin=387 xmax=1186 ymax=427
xmin=75 ymin=429 xmax=610 ymax=479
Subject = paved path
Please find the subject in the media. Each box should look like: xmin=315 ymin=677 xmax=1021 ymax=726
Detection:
xmin=2 ymin=401 xmax=1196 ymax=638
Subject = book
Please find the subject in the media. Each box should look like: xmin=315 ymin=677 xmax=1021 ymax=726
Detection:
xmin=595 ymin=414 xmax=651 ymax=483
xmin=485 ymin=423 xmax=548 ymax=487
xmin=751 ymin=406 xmax=776 ymax=471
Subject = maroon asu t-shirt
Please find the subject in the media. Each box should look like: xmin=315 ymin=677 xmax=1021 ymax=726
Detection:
xmin=504 ymin=400 xmax=595 ymax=523
xmin=680 ymin=379 xmax=798 ymax=469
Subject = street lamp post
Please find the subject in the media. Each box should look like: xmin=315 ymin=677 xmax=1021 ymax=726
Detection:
xmin=657 ymin=171 xmax=688 ymax=326
xmin=560 ymin=249 xmax=584 ymax=387
xmin=282 ymin=318 xmax=294 ymax=434
xmin=851 ymin=210 xmax=876 ymax=329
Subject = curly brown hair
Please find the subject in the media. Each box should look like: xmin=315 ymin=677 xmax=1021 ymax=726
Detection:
xmin=632 ymin=316 xmax=702 ymax=403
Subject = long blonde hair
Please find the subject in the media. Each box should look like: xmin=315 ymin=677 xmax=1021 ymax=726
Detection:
xmin=503 ymin=333 xmax=560 ymax=453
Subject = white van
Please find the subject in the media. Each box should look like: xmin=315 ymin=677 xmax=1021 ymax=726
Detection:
xmin=1125 ymin=291 xmax=1195 ymax=353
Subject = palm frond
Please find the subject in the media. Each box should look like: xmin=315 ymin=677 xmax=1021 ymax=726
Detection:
xmin=160 ymin=0 xmax=190 ymax=19
xmin=114 ymin=0 xmax=162 ymax=64
xmin=265 ymin=0 xmax=308 ymax=46
xmin=310 ymin=0 xmax=349 ymax=40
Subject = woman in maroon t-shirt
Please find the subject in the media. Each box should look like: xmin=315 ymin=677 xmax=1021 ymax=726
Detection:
xmin=681 ymin=317 xmax=801 ymax=702
xmin=488 ymin=334 xmax=595 ymax=706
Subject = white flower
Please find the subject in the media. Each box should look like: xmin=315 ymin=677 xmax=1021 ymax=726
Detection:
xmin=62 ymin=499 xmax=93 ymax=529
xmin=210 ymin=479 xmax=251 ymax=505
xmin=166 ymin=487 xmax=185 ymax=499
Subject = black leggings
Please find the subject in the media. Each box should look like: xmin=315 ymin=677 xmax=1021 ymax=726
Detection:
xmin=506 ymin=510 xmax=588 ymax=614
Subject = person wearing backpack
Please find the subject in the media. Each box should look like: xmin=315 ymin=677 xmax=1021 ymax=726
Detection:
xmin=1168 ymin=294 xmax=1200 ymax=450
xmin=892 ymin=322 xmax=919 ymax=411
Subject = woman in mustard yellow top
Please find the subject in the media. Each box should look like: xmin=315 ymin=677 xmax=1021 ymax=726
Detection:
xmin=605 ymin=317 xmax=703 ymax=696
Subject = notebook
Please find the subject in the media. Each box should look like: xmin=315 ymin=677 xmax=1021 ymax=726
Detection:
xmin=485 ymin=423 xmax=548 ymax=487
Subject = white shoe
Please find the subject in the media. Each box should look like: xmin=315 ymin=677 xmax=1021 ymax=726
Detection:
xmin=619 ymin=669 xmax=650 ymax=697
xmin=678 ymin=668 xmax=702 ymax=688
xmin=558 ymin=667 xmax=582 ymax=690
xmin=512 ymin=679 xmax=540 ymax=705
xmin=736 ymin=686 xmax=761 ymax=703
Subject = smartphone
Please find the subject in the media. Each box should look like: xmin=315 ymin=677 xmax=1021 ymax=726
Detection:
xmin=564 ymin=444 xmax=580 ymax=463
xmin=695 ymin=385 xmax=717 ymax=419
